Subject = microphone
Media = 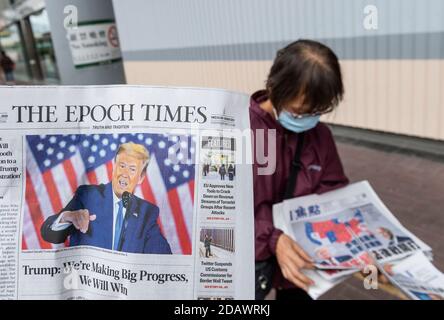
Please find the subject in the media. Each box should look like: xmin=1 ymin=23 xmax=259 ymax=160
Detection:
xmin=122 ymin=191 xmax=131 ymax=209
xmin=118 ymin=191 xmax=133 ymax=251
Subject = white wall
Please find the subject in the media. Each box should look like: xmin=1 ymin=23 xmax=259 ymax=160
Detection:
xmin=113 ymin=0 xmax=444 ymax=140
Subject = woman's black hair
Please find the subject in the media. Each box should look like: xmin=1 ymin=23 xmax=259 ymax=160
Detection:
xmin=266 ymin=39 xmax=344 ymax=113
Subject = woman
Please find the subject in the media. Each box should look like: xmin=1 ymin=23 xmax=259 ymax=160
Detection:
xmin=251 ymin=40 xmax=349 ymax=300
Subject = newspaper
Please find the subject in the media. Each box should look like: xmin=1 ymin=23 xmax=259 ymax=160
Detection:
xmin=272 ymin=202 xmax=350 ymax=298
xmin=384 ymin=252 xmax=444 ymax=300
xmin=273 ymin=181 xmax=433 ymax=298
xmin=0 ymin=85 xmax=254 ymax=300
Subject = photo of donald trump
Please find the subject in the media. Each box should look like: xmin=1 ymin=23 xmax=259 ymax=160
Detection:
xmin=41 ymin=142 xmax=172 ymax=254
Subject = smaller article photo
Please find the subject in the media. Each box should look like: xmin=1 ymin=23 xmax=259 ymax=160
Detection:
xmin=201 ymin=137 xmax=236 ymax=182
xmin=199 ymin=228 xmax=235 ymax=259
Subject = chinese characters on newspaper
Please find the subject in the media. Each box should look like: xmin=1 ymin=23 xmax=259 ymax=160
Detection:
xmin=273 ymin=181 xmax=444 ymax=300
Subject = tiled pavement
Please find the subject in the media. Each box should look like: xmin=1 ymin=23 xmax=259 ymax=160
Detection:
xmin=320 ymin=141 xmax=444 ymax=300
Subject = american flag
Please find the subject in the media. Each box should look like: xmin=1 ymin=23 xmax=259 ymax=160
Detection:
xmin=23 ymin=133 xmax=195 ymax=254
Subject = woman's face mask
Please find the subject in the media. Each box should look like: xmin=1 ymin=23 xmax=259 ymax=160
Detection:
xmin=274 ymin=109 xmax=321 ymax=133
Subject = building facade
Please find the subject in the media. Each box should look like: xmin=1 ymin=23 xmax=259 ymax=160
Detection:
xmin=1 ymin=0 xmax=443 ymax=141
xmin=113 ymin=0 xmax=444 ymax=141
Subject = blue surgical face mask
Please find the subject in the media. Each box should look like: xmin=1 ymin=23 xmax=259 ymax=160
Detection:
xmin=275 ymin=109 xmax=320 ymax=133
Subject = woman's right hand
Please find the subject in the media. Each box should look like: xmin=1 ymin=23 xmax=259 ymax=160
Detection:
xmin=275 ymin=233 xmax=315 ymax=291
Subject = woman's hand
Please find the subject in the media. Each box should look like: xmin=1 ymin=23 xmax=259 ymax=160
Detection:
xmin=378 ymin=263 xmax=393 ymax=284
xmin=275 ymin=233 xmax=315 ymax=291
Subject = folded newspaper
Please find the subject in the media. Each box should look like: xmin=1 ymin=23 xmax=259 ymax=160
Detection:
xmin=273 ymin=181 xmax=442 ymax=299
xmin=0 ymin=86 xmax=254 ymax=300
xmin=384 ymin=251 xmax=444 ymax=300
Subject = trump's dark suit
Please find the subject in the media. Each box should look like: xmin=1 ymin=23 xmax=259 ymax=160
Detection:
xmin=41 ymin=182 xmax=172 ymax=254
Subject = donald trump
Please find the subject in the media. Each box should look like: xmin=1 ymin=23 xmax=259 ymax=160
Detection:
xmin=41 ymin=142 xmax=172 ymax=254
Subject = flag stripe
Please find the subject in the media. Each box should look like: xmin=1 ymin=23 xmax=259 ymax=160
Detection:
xmin=62 ymin=159 xmax=78 ymax=193
xmin=95 ymin=164 xmax=109 ymax=184
xmin=188 ymin=180 xmax=195 ymax=204
xmin=42 ymin=170 xmax=64 ymax=213
xmin=168 ymin=189 xmax=191 ymax=254
xmin=25 ymin=171 xmax=52 ymax=249
xmin=23 ymin=203 xmax=43 ymax=250
xmin=71 ymin=151 xmax=87 ymax=186
xmin=140 ymin=178 xmax=156 ymax=204
xmin=87 ymin=171 xmax=98 ymax=185
xmin=139 ymin=178 xmax=165 ymax=235
xmin=147 ymin=156 xmax=181 ymax=254
xmin=22 ymin=235 xmax=28 ymax=250
xmin=26 ymin=144 xmax=56 ymax=220
xmin=177 ymin=183 xmax=193 ymax=239
xmin=52 ymin=163 xmax=74 ymax=205
xmin=106 ymin=161 xmax=113 ymax=181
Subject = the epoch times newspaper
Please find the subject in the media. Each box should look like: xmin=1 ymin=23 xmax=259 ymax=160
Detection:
xmin=0 ymin=86 xmax=254 ymax=300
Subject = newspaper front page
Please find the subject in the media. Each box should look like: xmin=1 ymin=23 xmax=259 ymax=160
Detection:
xmin=283 ymin=182 xmax=430 ymax=276
xmin=0 ymin=85 xmax=254 ymax=300
xmin=273 ymin=181 xmax=433 ymax=298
